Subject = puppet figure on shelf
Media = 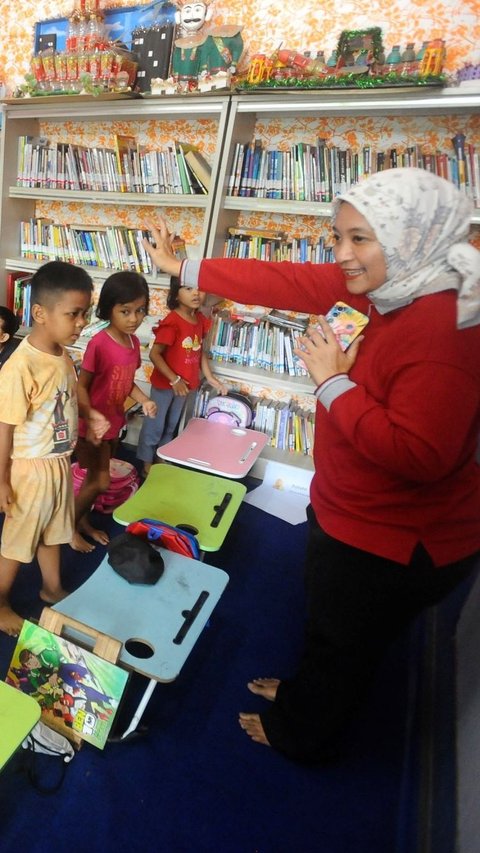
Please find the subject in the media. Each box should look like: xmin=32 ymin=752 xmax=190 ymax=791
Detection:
xmin=171 ymin=0 xmax=243 ymax=92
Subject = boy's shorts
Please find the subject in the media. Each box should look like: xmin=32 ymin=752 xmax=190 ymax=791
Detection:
xmin=1 ymin=456 xmax=74 ymax=563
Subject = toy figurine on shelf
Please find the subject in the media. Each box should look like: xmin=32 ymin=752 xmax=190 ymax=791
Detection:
xmin=171 ymin=0 xmax=243 ymax=92
xmin=246 ymin=54 xmax=274 ymax=85
xmin=419 ymin=39 xmax=446 ymax=77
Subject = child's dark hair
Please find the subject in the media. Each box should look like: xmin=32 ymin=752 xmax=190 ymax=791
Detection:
xmin=0 ymin=306 xmax=20 ymax=338
xmin=96 ymin=271 xmax=150 ymax=321
xmin=31 ymin=261 xmax=93 ymax=307
xmin=166 ymin=276 xmax=182 ymax=311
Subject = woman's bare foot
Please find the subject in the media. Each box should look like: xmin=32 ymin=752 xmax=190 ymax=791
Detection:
xmin=0 ymin=604 xmax=24 ymax=637
xmin=247 ymin=678 xmax=281 ymax=701
xmin=70 ymin=530 xmax=96 ymax=553
xmin=239 ymin=713 xmax=271 ymax=746
xmin=39 ymin=587 xmax=69 ymax=606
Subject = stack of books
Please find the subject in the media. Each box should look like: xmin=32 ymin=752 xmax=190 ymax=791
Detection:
xmin=223 ymin=227 xmax=334 ymax=264
xmin=16 ymin=135 xmax=213 ymax=197
xmin=207 ymin=310 xmax=310 ymax=376
xmin=252 ymin=398 xmax=315 ymax=455
xmin=19 ymin=219 xmax=186 ymax=274
xmin=192 ymin=385 xmax=314 ymax=456
xmin=226 ymin=135 xmax=480 ymax=206
xmin=6 ymin=271 xmax=33 ymax=327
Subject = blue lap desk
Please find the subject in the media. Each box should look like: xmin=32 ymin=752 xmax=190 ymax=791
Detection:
xmin=54 ymin=550 xmax=229 ymax=739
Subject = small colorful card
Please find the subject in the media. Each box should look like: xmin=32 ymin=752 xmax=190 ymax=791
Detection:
xmin=6 ymin=620 xmax=129 ymax=750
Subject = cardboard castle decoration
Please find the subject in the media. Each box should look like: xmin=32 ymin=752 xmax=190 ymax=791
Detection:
xmin=132 ymin=5 xmax=176 ymax=94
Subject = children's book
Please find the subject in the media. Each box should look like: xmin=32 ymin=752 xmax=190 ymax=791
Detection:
xmin=181 ymin=144 xmax=212 ymax=192
xmin=6 ymin=620 xmax=129 ymax=750
xmin=114 ymin=134 xmax=137 ymax=193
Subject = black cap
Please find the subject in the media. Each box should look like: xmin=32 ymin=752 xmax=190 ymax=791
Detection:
xmin=107 ymin=533 xmax=165 ymax=585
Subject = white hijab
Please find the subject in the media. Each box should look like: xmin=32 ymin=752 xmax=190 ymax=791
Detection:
xmin=334 ymin=168 xmax=480 ymax=328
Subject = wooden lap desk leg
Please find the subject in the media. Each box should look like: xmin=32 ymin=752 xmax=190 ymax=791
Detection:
xmin=53 ymin=551 xmax=229 ymax=740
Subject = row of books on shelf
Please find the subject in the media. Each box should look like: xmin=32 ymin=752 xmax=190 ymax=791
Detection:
xmin=16 ymin=134 xmax=212 ymax=195
xmin=7 ymin=269 xmax=101 ymax=331
xmin=7 ymin=272 xmax=33 ymax=327
xmin=74 ymin=315 xmax=160 ymax=351
xmin=20 ymin=219 xmax=186 ymax=274
xmin=223 ymin=227 xmax=335 ymax=263
xmin=7 ymin=280 xmax=162 ymax=352
xmin=207 ymin=313 xmax=309 ymax=377
xmin=227 ymin=135 xmax=480 ymax=205
xmin=193 ymin=387 xmax=314 ymax=455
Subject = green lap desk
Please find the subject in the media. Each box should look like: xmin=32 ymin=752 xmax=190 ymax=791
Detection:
xmin=0 ymin=680 xmax=41 ymax=770
xmin=113 ymin=465 xmax=246 ymax=552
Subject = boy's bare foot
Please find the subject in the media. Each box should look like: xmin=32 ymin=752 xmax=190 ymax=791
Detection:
xmin=39 ymin=587 xmax=69 ymax=605
xmin=247 ymin=678 xmax=281 ymax=701
xmin=239 ymin=713 xmax=271 ymax=746
xmin=79 ymin=519 xmax=109 ymax=546
xmin=70 ymin=530 xmax=96 ymax=553
xmin=0 ymin=604 xmax=24 ymax=637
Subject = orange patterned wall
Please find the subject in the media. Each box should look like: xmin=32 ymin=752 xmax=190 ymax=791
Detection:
xmin=0 ymin=0 xmax=479 ymax=89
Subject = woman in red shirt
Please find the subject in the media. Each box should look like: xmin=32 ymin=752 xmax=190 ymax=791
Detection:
xmin=141 ymin=168 xmax=480 ymax=762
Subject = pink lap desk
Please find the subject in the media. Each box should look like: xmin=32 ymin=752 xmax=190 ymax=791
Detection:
xmin=157 ymin=418 xmax=268 ymax=478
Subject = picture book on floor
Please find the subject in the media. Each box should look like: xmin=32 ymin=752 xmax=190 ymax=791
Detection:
xmin=6 ymin=620 xmax=129 ymax=749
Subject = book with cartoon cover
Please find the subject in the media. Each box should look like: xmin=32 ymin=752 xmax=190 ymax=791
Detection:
xmin=6 ymin=620 xmax=128 ymax=749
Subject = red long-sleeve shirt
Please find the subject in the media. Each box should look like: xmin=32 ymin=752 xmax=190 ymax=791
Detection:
xmin=198 ymin=258 xmax=480 ymax=566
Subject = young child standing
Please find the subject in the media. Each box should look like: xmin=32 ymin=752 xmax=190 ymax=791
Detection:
xmin=137 ymin=277 xmax=227 ymax=476
xmin=0 ymin=306 xmax=20 ymax=369
xmin=73 ymin=271 xmax=157 ymax=553
xmin=0 ymin=261 xmax=93 ymax=636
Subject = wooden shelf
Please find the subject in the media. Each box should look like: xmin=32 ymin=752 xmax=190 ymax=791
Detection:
xmin=212 ymin=360 xmax=314 ymax=396
xmin=9 ymin=187 xmax=210 ymax=208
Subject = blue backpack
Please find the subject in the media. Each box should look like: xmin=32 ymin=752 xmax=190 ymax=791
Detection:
xmin=126 ymin=518 xmax=201 ymax=560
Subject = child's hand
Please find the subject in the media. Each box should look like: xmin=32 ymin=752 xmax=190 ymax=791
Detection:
xmin=0 ymin=481 xmax=13 ymax=516
xmin=172 ymin=378 xmax=190 ymax=396
xmin=142 ymin=400 xmax=157 ymax=418
xmin=211 ymin=378 xmax=228 ymax=396
xmin=87 ymin=410 xmax=110 ymax=445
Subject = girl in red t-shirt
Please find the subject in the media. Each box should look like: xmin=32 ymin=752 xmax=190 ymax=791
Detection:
xmin=73 ymin=272 xmax=157 ymax=552
xmin=137 ymin=276 xmax=226 ymax=477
